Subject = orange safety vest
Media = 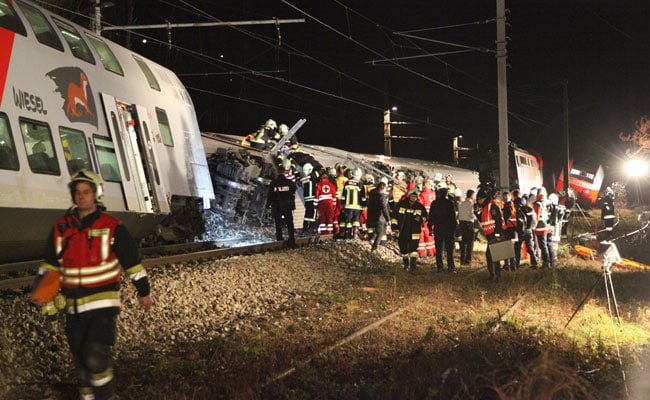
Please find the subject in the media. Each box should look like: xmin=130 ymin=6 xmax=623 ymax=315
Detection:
xmin=480 ymin=201 xmax=505 ymax=235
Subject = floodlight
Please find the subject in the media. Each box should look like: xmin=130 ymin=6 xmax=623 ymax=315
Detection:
xmin=624 ymin=158 xmax=648 ymax=177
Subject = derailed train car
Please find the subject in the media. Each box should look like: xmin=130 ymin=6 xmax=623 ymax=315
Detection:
xmin=0 ymin=0 xmax=214 ymax=262
xmin=201 ymin=130 xmax=480 ymax=229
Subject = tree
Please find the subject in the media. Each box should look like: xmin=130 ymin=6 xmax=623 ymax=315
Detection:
xmin=619 ymin=115 xmax=650 ymax=156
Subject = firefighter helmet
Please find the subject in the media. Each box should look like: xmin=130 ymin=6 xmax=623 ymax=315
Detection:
xmin=69 ymin=169 xmax=103 ymax=201
xmin=327 ymin=167 xmax=337 ymax=177
xmin=364 ymin=174 xmax=375 ymax=184
xmin=265 ymin=119 xmax=277 ymax=129
xmin=549 ymin=193 xmax=559 ymax=205
xmin=379 ymin=176 xmax=389 ymax=185
xmin=353 ymin=168 xmax=362 ymax=180
xmin=302 ymin=162 xmax=313 ymax=175
xmin=407 ymin=188 xmax=420 ymax=197
xmin=279 ymin=123 xmax=289 ymax=134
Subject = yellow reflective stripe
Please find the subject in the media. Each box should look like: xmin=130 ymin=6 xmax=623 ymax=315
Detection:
xmin=90 ymin=367 xmax=113 ymax=387
xmin=39 ymin=262 xmax=59 ymax=274
xmin=125 ymin=263 xmax=144 ymax=275
xmin=62 ymin=268 xmax=120 ymax=286
xmin=66 ymin=291 xmax=121 ymax=313
xmin=63 ymin=259 xmax=119 ymax=276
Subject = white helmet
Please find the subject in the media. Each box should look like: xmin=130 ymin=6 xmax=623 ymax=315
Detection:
xmin=549 ymin=193 xmax=559 ymax=205
xmin=433 ymin=173 xmax=443 ymax=182
xmin=279 ymin=123 xmax=289 ymax=134
xmin=364 ymin=174 xmax=375 ymax=184
xmin=302 ymin=162 xmax=313 ymax=175
xmin=379 ymin=176 xmax=389 ymax=185
xmin=353 ymin=168 xmax=362 ymax=180
xmin=69 ymin=168 xmax=103 ymax=201
xmin=265 ymin=119 xmax=277 ymax=129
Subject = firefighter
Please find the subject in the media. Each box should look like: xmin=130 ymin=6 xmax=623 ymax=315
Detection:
xmin=600 ymin=186 xmax=616 ymax=239
xmin=315 ymin=172 xmax=338 ymax=235
xmin=268 ymin=168 xmax=297 ymax=247
xmin=359 ymin=174 xmax=376 ymax=239
xmin=250 ymin=119 xmax=276 ymax=150
xmin=268 ymin=123 xmax=288 ymax=150
xmin=444 ymin=174 xmax=457 ymax=194
xmin=31 ymin=169 xmax=152 ymax=400
xmin=418 ymin=179 xmax=436 ymax=258
xmin=476 ymin=188 xmax=506 ymax=281
xmin=533 ymin=187 xmax=554 ymax=268
xmin=300 ymin=163 xmax=318 ymax=233
xmin=501 ymin=191 xmax=518 ymax=271
xmin=394 ymin=188 xmax=428 ymax=272
xmin=342 ymin=168 xmax=364 ymax=239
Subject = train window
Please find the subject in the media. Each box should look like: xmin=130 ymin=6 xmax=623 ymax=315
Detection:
xmin=85 ymin=34 xmax=124 ymax=76
xmin=155 ymin=108 xmax=174 ymax=146
xmin=15 ymin=1 xmax=63 ymax=50
xmin=133 ymin=56 xmax=160 ymax=91
xmin=0 ymin=0 xmax=27 ymax=36
xmin=52 ymin=17 xmax=95 ymax=65
xmin=19 ymin=118 xmax=60 ymax=175
xmin=59 ymin=127 xmax=91 ymax=174
xmin=93 ymin=135 xmax=121 ymax=182
xmin=0 ymin=113 xmax=19 ymax=170
xmin=110 ymin=112 xmax=130 ymax=181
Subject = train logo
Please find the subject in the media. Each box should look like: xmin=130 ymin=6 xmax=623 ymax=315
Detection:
xmin=46 ymin=67 xmax=97 ymax=127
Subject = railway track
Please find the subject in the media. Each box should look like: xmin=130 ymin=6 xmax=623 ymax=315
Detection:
xmin=0 ymin=234 xmax=329 ymax=292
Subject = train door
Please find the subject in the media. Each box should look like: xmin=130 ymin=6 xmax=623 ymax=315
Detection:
xmin=100 ymin=93 xmax=168 ymax=213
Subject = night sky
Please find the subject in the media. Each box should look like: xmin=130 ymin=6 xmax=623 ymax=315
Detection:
xmin=59 ymin=0 xmax=650 ymax=182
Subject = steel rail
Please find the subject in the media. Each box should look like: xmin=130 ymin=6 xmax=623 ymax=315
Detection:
xmin=0 ymin=235 xmax=329 ymax=292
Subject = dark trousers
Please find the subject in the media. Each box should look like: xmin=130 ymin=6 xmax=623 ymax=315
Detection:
xmin=485 ymin=234 xmax=501 ymax=278
xmin=372 ymin=219 xmax=387 ymax=249
xmin=303 ymin=201 xmax=316 ymax=231
xmin=536 ymin=232 xmax=553 ymax=265
xmin=274 ymin=209 xmax=295 ymax=242
xmin=514 ymin=230 xmax=538 ymax=267
xmin=434 ymin=231 xmax=455 ymax=271
xmin=459 ymin=221 xmax=475 ymax=264
xmin=66 ymin=308 xmax=119 ymax=400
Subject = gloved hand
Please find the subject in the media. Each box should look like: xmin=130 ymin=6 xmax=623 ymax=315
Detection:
xmin=40 ymin=294 xmax=66 ymax=329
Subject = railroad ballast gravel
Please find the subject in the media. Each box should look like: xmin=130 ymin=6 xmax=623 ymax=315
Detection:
xmin=0 ymin=240 xmax=397 ymax=398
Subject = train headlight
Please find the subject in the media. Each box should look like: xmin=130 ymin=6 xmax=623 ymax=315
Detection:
xmin=625 ymin=158 xmax=648 ymax=177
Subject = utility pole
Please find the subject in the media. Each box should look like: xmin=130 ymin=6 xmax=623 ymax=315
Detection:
xmin=563 ymin=80 xmax=570 ymax=193
xmin=383 ymin=109 xmax=392 ymax=156
xmin=496 ymin=0 xmax=509 ymax=190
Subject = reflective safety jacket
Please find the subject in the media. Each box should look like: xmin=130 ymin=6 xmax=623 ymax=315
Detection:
xmin=301 ymin=174 xmax=316 ymax=203
xmin=342 ymin=179 xmax=363 ymax=210
xmin=478 ymin=200 xmax=505 ymax=236
xmin=394 ymin=199 xmax=428 ymax=240
xmin=41 ymin=208 xmax=150 ymax=314
xmin=533 ymin=200 xmax=552 ymax=235
xmin=315 ymin=177 xmax=338 ymax=207
xmin=503 ymin=201 xmax=518 ymax=230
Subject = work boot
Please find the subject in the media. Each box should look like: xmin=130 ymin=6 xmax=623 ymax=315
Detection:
xmin=403 ymin=257 xmax=410 ymax=270
xmin=409 ymin=257 xmax=417 ymax=271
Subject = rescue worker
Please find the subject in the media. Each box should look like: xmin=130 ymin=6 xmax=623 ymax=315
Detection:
xmin=458 ymin=188 xmax=477 ymax=265
xmin=444 ymin=174 xmax=457 ymax=194
xmin=315 ymin=172 xmax=338 ymax=235
xmin=501 ymin=191 xmax=518 ymax=271
xmin=418 ymin=179 xmax=436 ymax=258
xmin=250 ymin=119 xmax=277 ymax=150
xmin=342 ymin=168 xmax=364 ymax=239
xmin=359 ymin=174 xmax=376 ymax=239
xmin=300 ymin=163 xmax=318 ymax=233
xmin=268 ymin=168 xmax=297 ymax=247
xmin=367 ymin=179 xmax=391 ymax=250
xmin=394 ymin=188 xmax=428 ymax=272
xmin=533 ymin=187 xmax=554 ymax=268
xmin=476 ymin=188 xmax=506 ymax=281
xmin=515 ymin=193 xmax=539 ymax=269
xmin=392 ymin=171 xmax=407 ymax=203
xmin=334 ymin=165 xmax=348 ymax=236
xmin=600 ymin=186 xmax=616 ymax=239
xmin=428 ymin=187 xmax=457 ymax=273
xmin=32 ymin=169 xmax=152 ymax=400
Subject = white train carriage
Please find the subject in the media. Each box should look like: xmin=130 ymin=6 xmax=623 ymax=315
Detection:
xmin=0 ymin=0 xmax=214 ymax=262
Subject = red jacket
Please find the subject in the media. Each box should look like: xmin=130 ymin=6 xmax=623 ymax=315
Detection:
xmin=315 ymin=178 xmax=338 ymax=207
